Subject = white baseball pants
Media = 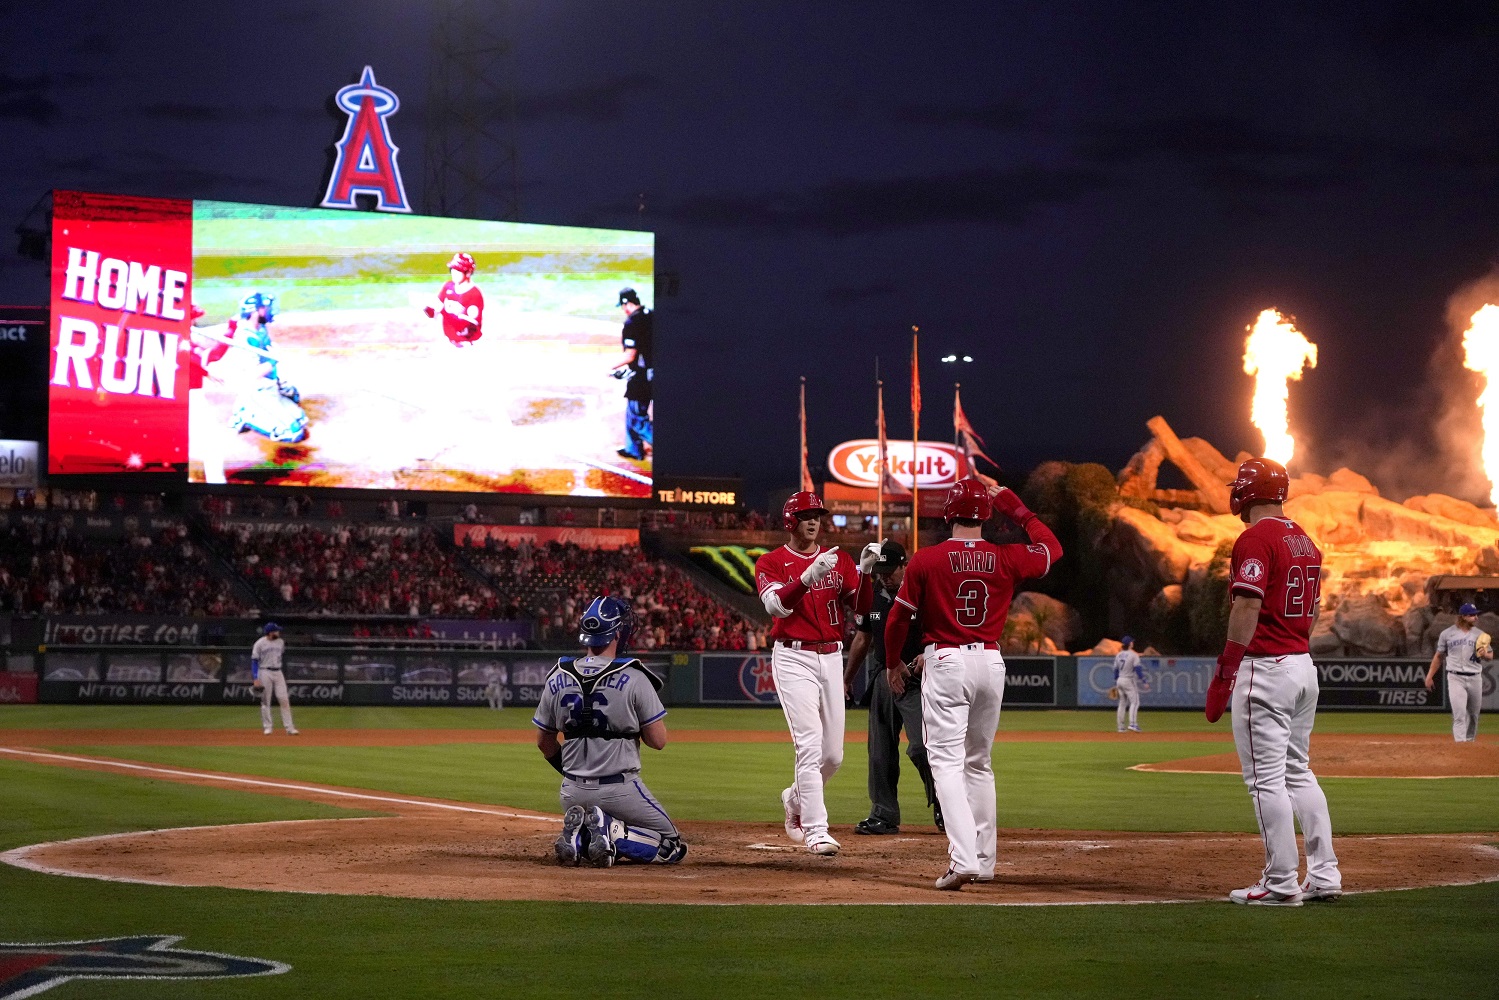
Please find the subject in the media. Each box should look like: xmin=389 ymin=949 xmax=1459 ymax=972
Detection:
xmin=920 ymin=643 xmax=1005 ymax=877
xmin=1115 ymin=676 xmax=1140 ymax=730
xmin=1448 ymin=672 xmax=1483 ymax=742
xmin=259 ymin=670 xmax=296 ymax=732
xmin=1231 ymin=653 xmax=1340 ymax=895
xmin=771 ymin=644 xmax=845 ymax=837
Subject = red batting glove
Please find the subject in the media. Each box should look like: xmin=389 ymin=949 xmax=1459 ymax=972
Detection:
xmin=992 ymin=487 xmax=1034 ymax=523
xmin=423 ymin=305 xmax=436 ymax=318
xmin=1205 ymin=640 xmax=1246 ymax=723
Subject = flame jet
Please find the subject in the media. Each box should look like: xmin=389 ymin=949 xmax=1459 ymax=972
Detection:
xmin=1462 ymin=304 xmax=1499 ymax=506
xmin=1243 ymin=309 xmax=1318 ymax=467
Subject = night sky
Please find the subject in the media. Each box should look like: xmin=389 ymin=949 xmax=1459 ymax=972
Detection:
xmin=5 ymin=2 xmax=1499 ymax=503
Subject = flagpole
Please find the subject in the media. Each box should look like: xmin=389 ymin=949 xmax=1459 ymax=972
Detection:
xmin=954 ymin=382 xmax=963 ymax=478
xmin=875 ymin=361 xmax=884 ymax=543
xmin=799 ymin=376 xmax=811 ymax=493
xmin=911 ymin=326 xmax=920 ymax=554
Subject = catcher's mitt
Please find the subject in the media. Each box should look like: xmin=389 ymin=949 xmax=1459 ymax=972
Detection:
xmin=1107 ymin=686 xmax=1120 ymax=701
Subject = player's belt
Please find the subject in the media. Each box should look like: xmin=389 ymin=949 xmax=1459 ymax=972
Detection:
xmin=932 ymin=642 xmax=1001 ymax=651
xmin=563 ymin=773 xmax=632 ymax=785
xmin=775 ymin=640 xmax=842 ymax=654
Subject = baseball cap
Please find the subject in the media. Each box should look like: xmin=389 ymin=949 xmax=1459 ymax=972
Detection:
xmin=1121 ymin=635 xmax=1133 ymax=646
xmin=618 ymin=287 xmax=640 ymax=306
xmin=263 ymin=622 xmax=281 ymax=634
xmin=874 ymin=539 xmax=907 ymax=571
xmin=1459 ymin=603 xmax=1479 ymax=616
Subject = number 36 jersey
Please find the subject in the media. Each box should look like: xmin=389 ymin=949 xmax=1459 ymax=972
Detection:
xmin=1229 ymin=516 xmax=1323 ymax=658
xmin=893 ymin=537 xmax=1053 ymax=646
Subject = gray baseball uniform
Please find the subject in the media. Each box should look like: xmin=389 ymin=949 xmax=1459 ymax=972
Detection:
xmin=1435 ymin=625 xmax=1485 ymax=742
xmin=251 ymin=635 xmax=295 ymax=733
xmin=533 ymin=655 xmax=681 ymax=861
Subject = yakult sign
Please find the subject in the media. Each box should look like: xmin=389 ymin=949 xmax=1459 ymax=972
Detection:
xmin=826 ymin=439 xmax=967 ymax=490
xmin=48 ymin=191 xmax=193 ymax=473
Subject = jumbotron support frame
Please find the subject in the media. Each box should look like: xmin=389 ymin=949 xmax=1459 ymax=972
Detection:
xmin=423 ymin=0 xmax=521 ymax=222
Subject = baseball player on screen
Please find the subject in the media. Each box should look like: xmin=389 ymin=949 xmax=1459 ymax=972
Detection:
xmin=755 ymin=492 xmax=877 ymax=856
xmin=423 ymin=252 xmax=485 ymax=347
xmin=883 ymin=481 xmax=1062 ymax=890
xmin=534 ymin=596 xmax=687 ymax=868
xmin=1113 ymin=636 xmax=1147 ymax=732
xmin=251 ymin=623 xmax=298 ymax=736
xmin=1424 ymin=602 xmax=1491 ymax=742
xmin=1205 ymin=458 xmax=1342 ymax=905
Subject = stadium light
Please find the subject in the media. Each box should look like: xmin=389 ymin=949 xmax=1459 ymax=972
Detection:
xmin=940 ymin=354 xmax=973 ymax=363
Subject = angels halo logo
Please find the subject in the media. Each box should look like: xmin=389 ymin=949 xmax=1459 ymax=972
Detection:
xmin=320 ymin=65 xmax=411 ymax=213
xmin=1238 ymin=558 xmax=1266 ymax=583
xmin=0 ymin=936 xmax=287 ymax=998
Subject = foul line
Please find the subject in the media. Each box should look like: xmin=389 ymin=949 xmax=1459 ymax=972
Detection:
xmin=0 ymin=747 xmax=559 ymax=823
xmin=1127 ymin=763 xmax=1499 ymax=779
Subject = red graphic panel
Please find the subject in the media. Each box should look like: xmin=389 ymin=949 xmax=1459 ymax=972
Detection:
xmin=48 ymin=191 xmax=194 ymax=474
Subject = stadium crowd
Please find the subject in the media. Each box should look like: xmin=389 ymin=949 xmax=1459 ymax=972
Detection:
xmin=0 ymin=521 xmax=246 ymax=616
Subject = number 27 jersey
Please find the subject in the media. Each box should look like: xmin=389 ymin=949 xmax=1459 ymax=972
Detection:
xmin=1229 ymin=516 xmax=1323 ymax=657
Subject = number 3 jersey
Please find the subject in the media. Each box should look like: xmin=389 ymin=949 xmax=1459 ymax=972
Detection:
xmin=893 ymin=537 xmax=1053 ymax=646
xmin=1229 ymin=516 xmax=1323 ymax=657
xmin=532 ymin=655 xmax=667 ymax=778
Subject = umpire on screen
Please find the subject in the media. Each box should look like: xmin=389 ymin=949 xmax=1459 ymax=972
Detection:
xmin=843 ymin=539 xmax=941 ymax=834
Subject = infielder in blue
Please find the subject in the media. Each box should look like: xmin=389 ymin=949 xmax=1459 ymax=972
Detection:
xmin=1426 ymin=602 xmax=1491 ymax=742
xmin=1112 ymin=636 xmax=1147 ymax=733
xmin=534 ymin=596 xmax=687 ymax=867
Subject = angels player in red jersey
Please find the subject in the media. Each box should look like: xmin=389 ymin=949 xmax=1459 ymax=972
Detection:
xmin=424 ymin=252 xmax=485 ymax=347
xmin=883 ymin=480 xmax=1062 ymax=890
xmin=756 ymin=491 xmax=877 ymax=856
xmin=1206 ymin=457 xmax=1341 ymax=906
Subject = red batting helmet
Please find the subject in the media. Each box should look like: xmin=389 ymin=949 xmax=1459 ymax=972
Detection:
xmin=782 ymin=491 xmax=828 ymax=530
xmin=943 ymin=479 xmax=993 ymax=524
xmin=1228 ymin=458 xmax=1290 ymax=517
xmin=446 ymin=252 xmax=476 ymax=275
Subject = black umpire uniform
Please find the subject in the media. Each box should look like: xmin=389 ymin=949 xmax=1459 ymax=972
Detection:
xmin=849 ymin=540 xmax=940 ymax=835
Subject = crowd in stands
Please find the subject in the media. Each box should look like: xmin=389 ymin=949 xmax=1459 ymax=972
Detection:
xmin=0 ymin=521 xmax=246 ymax=616
xmin=207 ymin=520 xmax=508 ymax=618
xmin=462 ymin=538 xmax=768 ymax=651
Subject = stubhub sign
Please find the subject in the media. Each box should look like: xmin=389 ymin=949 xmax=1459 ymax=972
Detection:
xmin=0 ymin=440 xmax=39 ymax=488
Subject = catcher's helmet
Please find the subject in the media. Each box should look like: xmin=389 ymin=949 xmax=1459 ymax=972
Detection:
xmin=782 ymin=490 xmax=828 ymax=530
xmin=446 ymin=252 xmax=476 ymax=275
xmin=579 ymin=596 xmax=634 ymax=651
xmin=618 ymin=287 xmax=640 ymax=306
xmin=1228 ymin=458 xmax=1290 ymax=517
xmin=262 ymin=622 xmax=281 ymax=635
xmin=239 ymin=292 xmax=277 ymax=323
xmin=943 ymin=479 xmax=993 ymax=524
xmin=1459 ymin=602 xmax=1479 ymax=617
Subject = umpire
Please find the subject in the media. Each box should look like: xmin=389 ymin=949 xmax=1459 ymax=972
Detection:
xmin=843 ymin=540 xmax=941 ymax=834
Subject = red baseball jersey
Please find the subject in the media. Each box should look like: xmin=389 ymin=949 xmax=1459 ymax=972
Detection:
xmin=1229 ymin=515 xmax=1323 ymax=657
xmin=893 ymin=537 xmax=1052 ymax=645
xmin=755 ymin=545 xmax=862 ymax=643
xmin=438 ymin=281 xmax=484 ymax=343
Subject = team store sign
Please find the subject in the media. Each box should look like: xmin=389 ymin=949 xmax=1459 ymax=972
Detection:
xmin=826 ymin=439 xmax=968 ymax=491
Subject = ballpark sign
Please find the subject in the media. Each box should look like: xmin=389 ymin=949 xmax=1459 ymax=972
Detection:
xmin=826 ymin=439 xmax=968 ymax=491
xmin=321 ymin=66 xmax=411 ymax=213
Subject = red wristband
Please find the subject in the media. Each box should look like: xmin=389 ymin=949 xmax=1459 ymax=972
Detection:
xmin=1216 ymin=640 xmax=1247 ymax=680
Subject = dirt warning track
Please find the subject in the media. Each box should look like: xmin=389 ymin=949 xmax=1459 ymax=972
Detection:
xmin=2 ymin=747 xmax=1496 ymax=906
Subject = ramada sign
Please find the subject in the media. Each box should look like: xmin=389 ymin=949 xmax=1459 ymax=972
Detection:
xmin=826 ymin=439 xmax=968 ymax=490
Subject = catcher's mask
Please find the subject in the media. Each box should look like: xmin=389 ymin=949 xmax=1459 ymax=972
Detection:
xmin=579 ymin=595 xmax=634 ymax=652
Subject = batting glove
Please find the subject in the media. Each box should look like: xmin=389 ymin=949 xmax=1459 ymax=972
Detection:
xmin=857 ymin=541 xmax=882 ymax=574
xmin=801 ymin=548 xmax=840 ymax=586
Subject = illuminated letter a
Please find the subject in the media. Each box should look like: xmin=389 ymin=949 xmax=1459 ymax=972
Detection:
xmin=321 ymin=66 xmax=412 ymax=213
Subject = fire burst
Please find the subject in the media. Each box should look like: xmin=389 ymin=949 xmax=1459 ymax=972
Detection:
xmin=1243 ymin=308 xmax=1318 ymax=467
xmin=1461 ymin=304 xmax=1499 ymax=506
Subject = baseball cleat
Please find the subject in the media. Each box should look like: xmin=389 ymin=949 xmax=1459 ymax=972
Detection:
xmin=804 ymin=832 xmax=840 ymax=856
xmin=262 ymin=728 xmax=272 ymax=736
xmin=975 ymin=874 xmax=995 ymax=883
xmin=584 ymin=807 xmax=616 ymax=867
xmin=854 ymin=817 xmax=899 ymax=835
xmin=287 ymin=729 xmax=300 ymax=735
xmin=555 ymin=805 xmax=587 ymax=866
xmin=1299 ymin=880 xmax=1343 ymax=902
xmin=781 ymin=787 xmax=805 ymax=843
xmin=1229 ymin=883 xmax=1303 ymax=906
xmin=935 ymin=868 xmax=979 ymax=891
xmin=1128 ymin=724 xmax=1141 ymax=732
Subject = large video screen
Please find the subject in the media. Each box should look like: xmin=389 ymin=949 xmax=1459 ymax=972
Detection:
xmin=47 ymin=191 xmax=654 ymax=496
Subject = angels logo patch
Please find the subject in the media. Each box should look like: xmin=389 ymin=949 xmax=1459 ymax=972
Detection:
xmin=1237 ymin=558 xmax=1266 ymax=584
xmin=0 ymin=936 xmax=287 ymax=998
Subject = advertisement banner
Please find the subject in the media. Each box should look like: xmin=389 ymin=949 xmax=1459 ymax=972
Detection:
xmin=0 ymin=510 xmax=183 ymax=538
xmin=1002 ymin=657 xmax=1057 ymax=706
xmin=0 ymin=440 xmax=40 ymax=489
xmin=1315 ymin=659 xmax=1446 ymax=710
xmin=1077 ymin=656 xmax=1216 ymax=708
xmin=0 ymin=673 xmax=39 ymax=704
xmin=41 ymin=616 xmax=206 ymax=646
xmin=652 ymin=475 xmax=744 ymax=510
xmin=1484 ymin=662 xmax=1499 ymax=712
xmin=422 ymin=619 xmax=533 ymax=646
xmin=700 ymin=653 xmax=779 ymax=705
xmin=48 ymin=191 xmax=194 ymax=473
xmin=454 ymin=524 xmax=639 ymax=550
xmin=826 ymin=439 xmax=968 ymax=490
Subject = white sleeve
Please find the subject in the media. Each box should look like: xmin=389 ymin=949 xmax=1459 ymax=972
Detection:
xmin=761 ymin=584 xmax=792 ymax=619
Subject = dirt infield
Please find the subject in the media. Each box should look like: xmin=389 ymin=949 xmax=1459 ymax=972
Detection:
xmin=3 ymin=746 xmax=1497 ymax=906
xmin=1136 ymin=739 xmax=1499 ymax=778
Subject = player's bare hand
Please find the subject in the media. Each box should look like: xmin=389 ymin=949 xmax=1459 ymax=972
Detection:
xmin=857 ymin=541 xmax=882 ymax=574
xmin=252 ymin=681 xmax=263 ymax=691
xmin=910 ymin=654 xmax=925 ymax=676
xmin=1424 ymin=675 xmax=1435 ymax=691
xmin=887 ymin=663 xmax=907 ymax=696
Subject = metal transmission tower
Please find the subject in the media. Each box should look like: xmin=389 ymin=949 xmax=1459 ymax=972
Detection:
xmin=423 ymin=0 xmax=521 ymax=221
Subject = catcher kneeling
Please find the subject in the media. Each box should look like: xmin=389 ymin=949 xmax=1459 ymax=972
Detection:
xmin=534 ymin=596 xmax=687 ymax=867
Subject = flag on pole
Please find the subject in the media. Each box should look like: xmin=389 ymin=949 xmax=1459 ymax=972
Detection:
xmin=953 ymin=384 xmax=998 ymax=472
xmin=877 ymin=379 xmax=908 ymax=496
xmin=799 ymin=376 xmax=815 ymax=493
